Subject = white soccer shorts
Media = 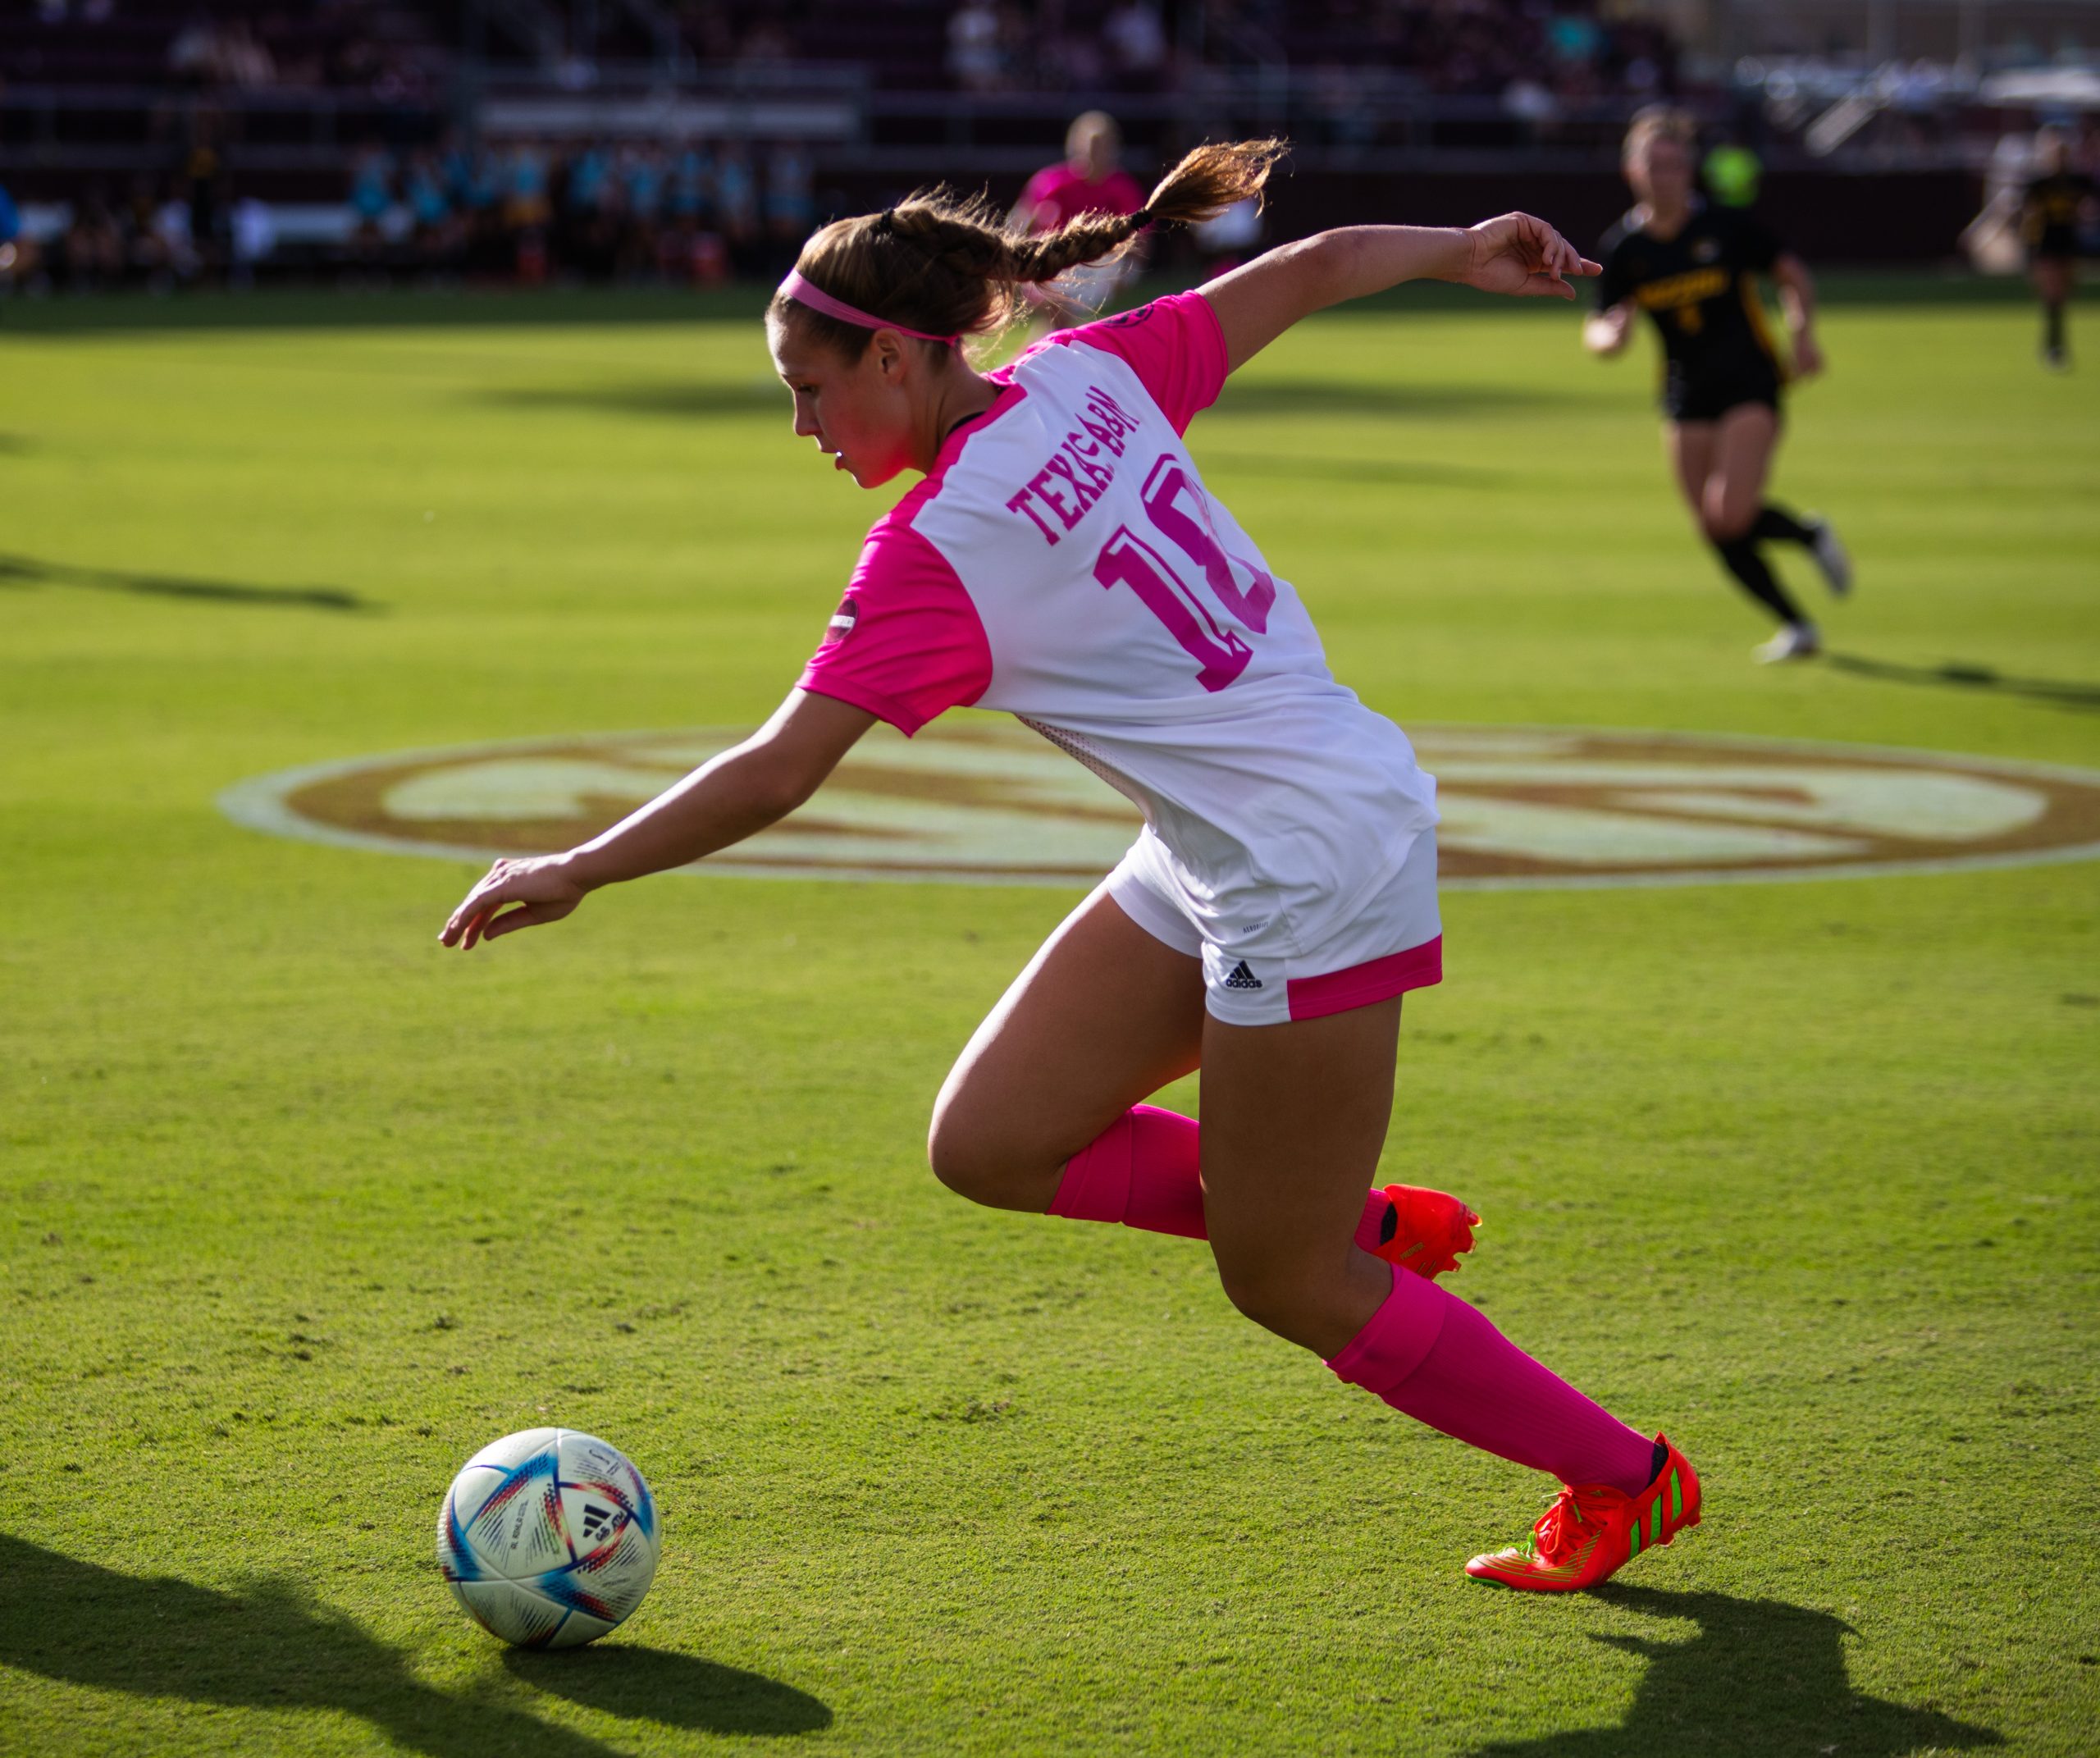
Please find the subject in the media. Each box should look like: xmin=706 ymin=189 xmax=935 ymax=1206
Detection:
xmin=1105 ymin=829 xmax=1443 ymax=1027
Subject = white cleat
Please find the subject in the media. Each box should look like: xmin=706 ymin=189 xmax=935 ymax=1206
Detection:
xmin=1754 ymin=623 xmax=1822 ymax=664
xmin=1806 ymin=517 xmax=1852 ymax=597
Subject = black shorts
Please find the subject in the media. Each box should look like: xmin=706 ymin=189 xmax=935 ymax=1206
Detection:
xmin=2029 ymin=235 xmax=2079 ymax=265
xmin=1664 ymin=358 xmax=1782 ymax=423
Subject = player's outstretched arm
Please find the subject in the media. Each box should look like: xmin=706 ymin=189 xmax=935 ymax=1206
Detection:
xmin=1772 ymin=251 xmax=1823 ymax=379
xmin=437 ymin=688 xmax=876 ymax=950
xmin=1202 ymin=215 xmax=1600 ymax=372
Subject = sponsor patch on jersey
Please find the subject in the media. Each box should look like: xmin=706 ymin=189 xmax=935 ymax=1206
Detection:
xmin=221 ymin=724 xmax=2100 ymax=891
xmin=824 ymin=596 xmax=859 ymax=644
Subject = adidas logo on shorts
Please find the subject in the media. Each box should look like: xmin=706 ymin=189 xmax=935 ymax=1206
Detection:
xmin=1222 ymin=960 xmax=1263 ymax=991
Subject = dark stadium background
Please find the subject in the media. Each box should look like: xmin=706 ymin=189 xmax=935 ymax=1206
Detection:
xmin=2 ymin=0 xmax=2096 ymax=293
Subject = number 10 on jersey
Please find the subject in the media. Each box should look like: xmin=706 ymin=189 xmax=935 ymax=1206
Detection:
xmin=1093 ymin=455 xmax=1277 ymax=692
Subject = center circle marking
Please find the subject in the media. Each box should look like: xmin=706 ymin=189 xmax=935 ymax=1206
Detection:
xmin=219 ymin=722 xmax=2100 ymax=890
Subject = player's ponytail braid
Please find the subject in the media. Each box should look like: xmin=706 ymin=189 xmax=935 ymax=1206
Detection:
xmin=771 ymin=138 xmax=1287 ymax=358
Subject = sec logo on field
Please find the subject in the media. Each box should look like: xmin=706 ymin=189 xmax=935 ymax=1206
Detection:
xmin=221 ymin=723 xmax=2100 ymax=891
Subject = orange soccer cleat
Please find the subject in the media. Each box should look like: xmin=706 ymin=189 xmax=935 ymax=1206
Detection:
xmin=1464 ymin=1436 xmax=1701 ymax=1591
xmin=1368 ymin=1183 xmax=1481 ymax=1279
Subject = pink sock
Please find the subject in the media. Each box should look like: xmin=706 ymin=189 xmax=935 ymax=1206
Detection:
xmin=1050 ymin=1106 xmax=1392 ymax=1247
xmin=1327 ymin=1262 xmax=1655 ymax=1495
xmin=1048 ymin=1104 xmax=1207 ymax=1237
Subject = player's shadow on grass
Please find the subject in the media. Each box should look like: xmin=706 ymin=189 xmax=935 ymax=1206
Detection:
xmin=0 ymin=550 xmax=372 ymax=613
xmin=0 ymin=1535 xmax=830 ymax=1751
xmin=1468 ymin=1585 xmax=2000 ymax=1758
xmin=1828 ymin=651 xmax=2100 ymax=714
xmin=504 ymin=1642 xmax=833 ymax=1734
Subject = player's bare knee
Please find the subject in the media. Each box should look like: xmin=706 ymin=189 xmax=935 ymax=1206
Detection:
xmin=1213 ymin=1256 xmax=1325 ymax=1345
xmin=1701 ymin=500 xmax=1752 ymax=544
xmin=925 ymin=1112 xmax=1043 ymax=1210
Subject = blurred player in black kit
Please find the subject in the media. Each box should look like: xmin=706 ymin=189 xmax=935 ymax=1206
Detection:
xmin=2022 ymin=126 xmax=2094 ymax=370
xmin=1586 ymin=108 xmax=1850 ymax=664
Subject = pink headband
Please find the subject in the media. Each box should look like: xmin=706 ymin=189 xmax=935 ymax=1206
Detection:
xmin=778 ymin=269 xmax=961 ymax=345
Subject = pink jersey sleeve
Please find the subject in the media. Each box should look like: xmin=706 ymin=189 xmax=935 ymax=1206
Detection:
xmin=797 ymin=517 xmax=992 ymax=736
xmin=1045 ymin=291 xmax=1230 ymax=435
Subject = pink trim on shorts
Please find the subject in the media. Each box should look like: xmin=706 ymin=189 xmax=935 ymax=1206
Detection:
xmin=1285 ymin=934 xmax=1444 ymax=1023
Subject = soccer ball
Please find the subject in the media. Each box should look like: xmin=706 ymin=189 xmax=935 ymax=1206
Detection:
xmin=436 ymin=1427 xmax=660 ymax=1648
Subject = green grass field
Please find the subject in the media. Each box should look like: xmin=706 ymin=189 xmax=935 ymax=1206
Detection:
xmin=2 ymin=278 xmax=2097 ymax=1757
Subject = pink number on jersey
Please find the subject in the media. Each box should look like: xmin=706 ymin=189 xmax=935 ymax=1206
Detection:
xmin=1093 ymin=526 xmax=1253 ymax=693
xmin=1139 ymin=457 xmax=1276 ymax=635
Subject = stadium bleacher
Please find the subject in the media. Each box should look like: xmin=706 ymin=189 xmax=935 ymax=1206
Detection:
xmin=1 ymin=2 xmax=2092 ymax=291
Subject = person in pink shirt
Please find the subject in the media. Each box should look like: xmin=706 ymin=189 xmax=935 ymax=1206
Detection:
xmin=440 ymin=140 xmax=1703 ymax=1593
xmin=1012 ymin=110 xmax=1150 ymax=323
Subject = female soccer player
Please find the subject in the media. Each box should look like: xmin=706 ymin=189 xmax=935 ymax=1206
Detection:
xmin=1586 ymin=107 xmax=1851 ymax=664
xmin=439 ymin=142 xmax=1701 ymax=1591
xmin=1011 ymin=110 xmax=1150 ymax=326
xmin=2021 ymin=126 xmax=2094 ymax=370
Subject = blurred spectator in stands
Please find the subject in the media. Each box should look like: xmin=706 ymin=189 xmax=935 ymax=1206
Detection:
xmin=765 ymin=141 xmax=815 ymax=257
xmin=504 ymin=141 xmax=551 ymax=231
xmin=152 ymin=187 xmax=202 ymax=287
xmin=504 ymin=141 xmax=552 ymax=281
xmin=217 ymin=18 xmax=276 ymax=89
xmin=348 ymin=143 xmax=393 ymax=244
xmin=949 ymin=0 xmax=1007 ymax=94
xmin=1012 ymin=111 xmax=1148 ymax=327
xmin=167 ymin=12 xmax=220 ymax=86
xmin=668 ymin=140 xmax=714 ymax=231
xmin=185 ymin=111 xmax=225 ymax=266
xmin=621 ymin=144 xmax=666 ymax=278
xmin=1103 ymin=2 xmax=1169 ymax=91
xmin=1502 ymin=75 xmax=1561 ymax=137
xmin=230 ymin=195 xmax=274 ymax=288
xmin=0 ymin=176 xmax=39 ymax=292
xmin=166 ymin=11 xmax=276 ymax=90
xmin=566 ymin=139 xmax=611 ymax=216
xmin=404 ymin=149 xmax=459 ymax=269
xmin=664 ymin=140 xmax=723 ymax=284
xmin=715 ymin=142 xmax=758 ymax=269
xmin=560 ymin=138 xmax=613 ymax=276
xmin=1014 ymin=111 xmax=1147 ymax=235
xmin=124 ymin=176 xmax=166 ymax=278
xmin=457 ymin=139 xmax=506 ymax=276
xmin=58 ymin=186 xmax=125 ymax=290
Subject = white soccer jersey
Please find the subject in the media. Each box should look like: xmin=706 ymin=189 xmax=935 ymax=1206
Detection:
xmin=799 ymin=292 xmax=1439 ymax=961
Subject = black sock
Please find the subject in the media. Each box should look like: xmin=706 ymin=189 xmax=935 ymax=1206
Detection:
xmin=2047 ymin=301 xmax=2066 ymax=353
xmin=1751 ymin=504 xmax=1815 ymax=546
xmin=1714 ymin=537 xmax=1808 ymax=626
xmin=1649 ymin=1437 xmax=1669 ymax=1487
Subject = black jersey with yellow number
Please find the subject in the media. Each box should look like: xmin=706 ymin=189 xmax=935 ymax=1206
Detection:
xmin=2022 ymin=171 xmax=2093 ymax=259
xmin=1596 ymin=201 xmax=1788 ymax=422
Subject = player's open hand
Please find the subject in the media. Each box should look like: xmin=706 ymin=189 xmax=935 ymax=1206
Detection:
xmin=1461 ymin=212 xmax=1600 ymax=300
xmin=440 ymin=854 xmax=588 ymax=950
